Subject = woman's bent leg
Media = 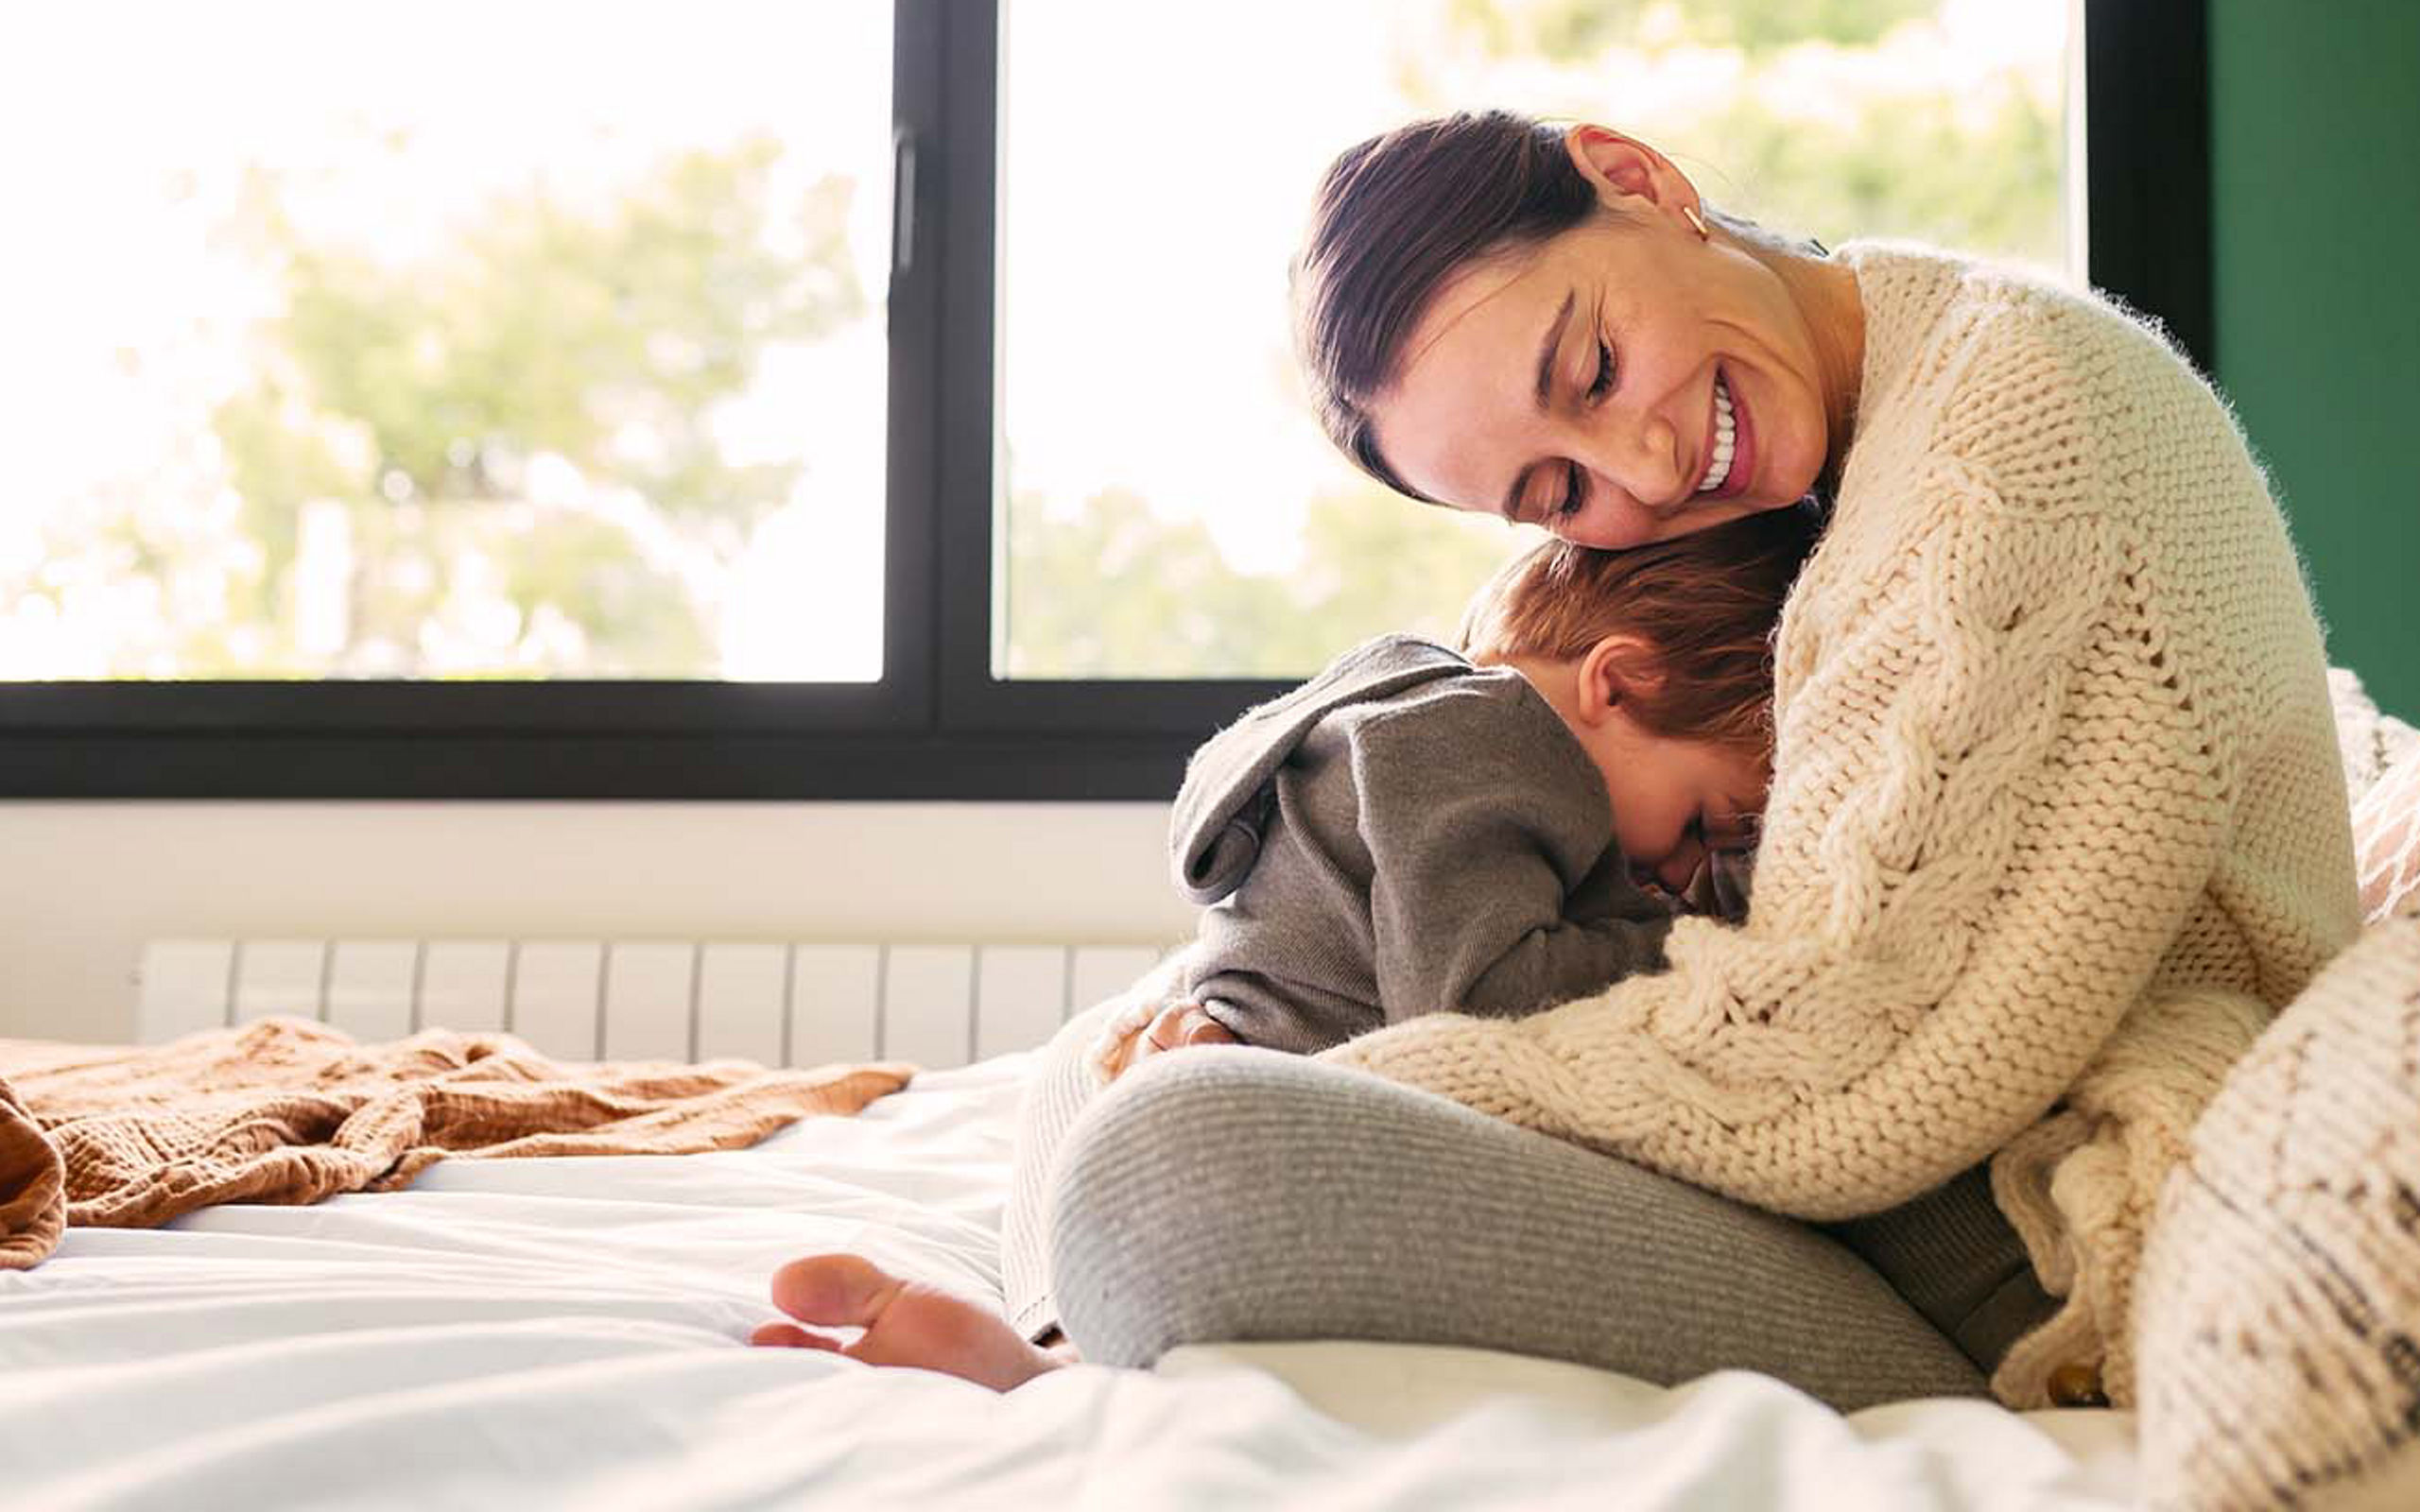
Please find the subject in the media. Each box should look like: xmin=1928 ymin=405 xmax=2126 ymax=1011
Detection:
xmin=1049 ymin=1046 xmax=1987 ymax=1412
xmin=1000 ymin=957 xmax=1187 ymax=1339
xmin=1822 ymin=1164 xmax=2057 ymax=1378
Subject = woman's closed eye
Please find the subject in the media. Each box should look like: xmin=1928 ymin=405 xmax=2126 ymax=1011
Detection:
xmin=1547 ymin=340 xmax=1616 ymax=517
xmin=1586 ymin=336 xmax=1616 ymax=404
xmin=1528 ymin=339 xmax=1616 ymax=523
xmin=1552 ymin=461 xmax=1588 ymax=519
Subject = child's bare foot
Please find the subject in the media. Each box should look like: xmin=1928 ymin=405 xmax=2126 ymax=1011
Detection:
xmin=749 ymin=1253 xmax=1068 ymax=1392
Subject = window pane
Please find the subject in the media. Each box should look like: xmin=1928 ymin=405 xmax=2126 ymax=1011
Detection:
xmin=2 ymin=2 xmax=891 ymax=681
xmin=997 ymin=0 xmax=2074 ymax=679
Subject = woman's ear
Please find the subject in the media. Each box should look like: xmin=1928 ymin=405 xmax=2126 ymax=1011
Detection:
xmin=1573 ymin=633 xmax=1664 ymax=726
xmin=1564 ymin=124 xmax=1703 ymax=230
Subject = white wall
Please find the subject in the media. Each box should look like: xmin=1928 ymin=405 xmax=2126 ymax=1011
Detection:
xmin=0 ymin=802 xmax=1193 ymax=1044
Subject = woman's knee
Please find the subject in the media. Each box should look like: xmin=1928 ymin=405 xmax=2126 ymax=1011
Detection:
xmin=1045 ymin=1048 xmax=1371 ymax=1364
xmin=1050 ymin=1046 xmax=1459 ymax=1231
xmin=1044 ymin=1047 xmax=1621 ymax=1365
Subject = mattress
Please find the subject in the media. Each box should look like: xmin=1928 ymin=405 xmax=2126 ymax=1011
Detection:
xmin=0 ymin=1053 xmax=2139 ymax=1509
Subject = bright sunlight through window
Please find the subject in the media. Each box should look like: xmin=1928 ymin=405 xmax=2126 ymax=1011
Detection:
xmin=0 ymin=2 xmax=893 ymax=682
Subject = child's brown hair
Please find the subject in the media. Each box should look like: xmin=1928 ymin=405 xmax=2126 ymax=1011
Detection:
xmin=1458 ymin=503 xmax=1824 ymax=752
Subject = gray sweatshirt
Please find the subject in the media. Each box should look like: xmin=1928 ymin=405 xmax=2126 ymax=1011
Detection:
xmin=1167 ymin=634 xmax=1679 ymax=1056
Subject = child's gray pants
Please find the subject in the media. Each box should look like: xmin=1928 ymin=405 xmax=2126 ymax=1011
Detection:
xmin=1002 ymin=996 xmax=2046 ymax=1413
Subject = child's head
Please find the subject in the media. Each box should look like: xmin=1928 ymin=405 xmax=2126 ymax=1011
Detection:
xmin=1460 ymin=503 xmax=1822 ymax=893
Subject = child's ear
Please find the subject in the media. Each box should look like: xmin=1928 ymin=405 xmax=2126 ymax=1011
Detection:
xmin=1575 ymin=634 xmax=1664 ymax=724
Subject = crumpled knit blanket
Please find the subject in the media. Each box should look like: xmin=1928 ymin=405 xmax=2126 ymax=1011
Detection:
xmin=0 ymin=1016 xmax=911 ymax=1270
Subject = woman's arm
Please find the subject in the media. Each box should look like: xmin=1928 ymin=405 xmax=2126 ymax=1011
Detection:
xmin=1322 ymin=477 xmax=2236 ymax=1221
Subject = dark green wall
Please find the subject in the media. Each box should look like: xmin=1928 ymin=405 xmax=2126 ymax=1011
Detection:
xmin=2210 ymin=0 xmax=2420 ymax=717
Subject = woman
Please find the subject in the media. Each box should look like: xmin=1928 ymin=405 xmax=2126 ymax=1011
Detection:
xmin=760 ymin=111 xmax=2360 ymax=1412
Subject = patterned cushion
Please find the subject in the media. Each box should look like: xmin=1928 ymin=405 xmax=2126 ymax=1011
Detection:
xmin=2137 ymin=908 xmax=2420 ymax=1509
xmin=2354 ymin=756 xmax=2420 ymax=924
xmin=2136 ymin=669 xmax=2420 ymax=1509
xmin=2327 ymin=667 xmax=2420 ymax=803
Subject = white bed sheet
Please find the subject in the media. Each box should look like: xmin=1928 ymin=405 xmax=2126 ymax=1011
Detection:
xmin=0 ymin=1053 xmax=2138 ymax=1510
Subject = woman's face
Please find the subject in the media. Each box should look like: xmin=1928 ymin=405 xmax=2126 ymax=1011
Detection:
xmin=1365 ymin=151 xmax=1843 ymax=549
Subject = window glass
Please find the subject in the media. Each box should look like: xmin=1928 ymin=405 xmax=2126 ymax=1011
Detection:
xmin=997 ymin=0 xmax=2074 ymax=679
xmin=1 ymin=1 xmax=892 ymax=681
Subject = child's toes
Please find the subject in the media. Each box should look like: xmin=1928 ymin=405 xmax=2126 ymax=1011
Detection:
xmin=750 ymin=1319 xmax=844 ymax=1350
xmin=768 ymin=1252 xmax=906 ymax=1329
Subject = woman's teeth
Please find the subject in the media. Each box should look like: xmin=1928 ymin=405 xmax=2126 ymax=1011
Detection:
xmin=1698 ymin=371 xmax=1737 ymax=493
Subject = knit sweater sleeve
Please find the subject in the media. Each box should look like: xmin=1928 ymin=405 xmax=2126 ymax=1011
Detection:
xmin=1321 ymin=313 xmax=2237 ymax=1220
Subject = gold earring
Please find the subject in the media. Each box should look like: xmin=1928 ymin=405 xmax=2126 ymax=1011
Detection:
xmin=1683 ymin=205 xmax=1710 ymax=241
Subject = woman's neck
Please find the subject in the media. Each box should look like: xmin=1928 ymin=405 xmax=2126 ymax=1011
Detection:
xmin=1761 ymin=244 xmax=1866 ymax=496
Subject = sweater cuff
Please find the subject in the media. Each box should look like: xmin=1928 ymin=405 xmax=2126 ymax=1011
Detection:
xmin=1314 ymin=1015 xmax=1438 ymax=1075
xmin=1318 ymin=1014 xmax=1564 ymax=1131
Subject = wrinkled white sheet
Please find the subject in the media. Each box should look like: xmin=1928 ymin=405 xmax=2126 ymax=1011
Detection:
xmin=0 ymin=1053 xmax=2137 ymax=1510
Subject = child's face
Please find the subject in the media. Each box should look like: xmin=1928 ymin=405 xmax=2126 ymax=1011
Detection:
xmin=1575 ymin=710 xmax=1769 ymax=896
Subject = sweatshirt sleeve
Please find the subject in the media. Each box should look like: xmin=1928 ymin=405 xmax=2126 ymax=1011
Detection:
xmin=1352 ymin=696 xmax=1673 ymax=1024
xmin=1321 ymin=458 xmax=2238 ymax=1220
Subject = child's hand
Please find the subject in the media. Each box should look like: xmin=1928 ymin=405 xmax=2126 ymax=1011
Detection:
xmin=1142 ymin=1003 xmax=1237 ymax=1058
xmin=1089 ymin=999 xmax=1240 ymax=1084
xmin=1110 ymin=1002 xmax=1237 ymax=1080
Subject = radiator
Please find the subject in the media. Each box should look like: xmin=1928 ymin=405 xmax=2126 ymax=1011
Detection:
xmin=135 ymin=938 xmax=1175 ymax=1070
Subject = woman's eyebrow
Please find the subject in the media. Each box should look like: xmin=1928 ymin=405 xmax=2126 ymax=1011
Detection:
xmin=1532 ymin=289 xmax=1578 ymax=411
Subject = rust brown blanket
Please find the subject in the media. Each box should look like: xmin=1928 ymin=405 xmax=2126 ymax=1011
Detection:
xmin=0 ymin=1017 xmax=912 ymax=1270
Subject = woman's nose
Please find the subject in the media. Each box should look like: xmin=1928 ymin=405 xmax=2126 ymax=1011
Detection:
xmin=1574 ymin=411 xmax=1686 ymax=516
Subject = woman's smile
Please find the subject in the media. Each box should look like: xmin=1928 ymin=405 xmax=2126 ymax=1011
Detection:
xmin=1701 ymin=364 xmax=1755 ymax=501
xmin=1693 ymin=368 xmax=1737 ymax=495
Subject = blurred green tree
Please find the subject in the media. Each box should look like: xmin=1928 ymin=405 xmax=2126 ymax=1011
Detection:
xmin=206 ymin=133 xmax=861 ymax=676
xmin=1007 ymin=484 xmax=1515 ymax=679
xmin=1695 ymin=90 xmax=2064 ymax=267
xmin=1450 ymin=0 xmax=1936 ymax=60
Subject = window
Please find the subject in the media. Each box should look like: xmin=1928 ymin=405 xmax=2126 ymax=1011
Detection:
xmin=8 ymin=3 xmax=895 ymax=685
xmin=0 ymin=0 xmax=2207 ymax=799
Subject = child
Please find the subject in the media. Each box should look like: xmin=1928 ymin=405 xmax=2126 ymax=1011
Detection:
xmin=1106 ymin=501 xmax=1812 ymax=1071
xmin=752 ymin=504 xmax=1822 ymax=1385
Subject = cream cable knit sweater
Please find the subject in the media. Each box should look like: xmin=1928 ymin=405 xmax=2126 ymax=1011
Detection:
xmin=1320 ymin=242 xmax=2361 ymax=1408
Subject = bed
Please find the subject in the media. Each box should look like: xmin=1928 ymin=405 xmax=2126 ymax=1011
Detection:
xmin=1 ymin=1044 xmax=2142 ymax=1511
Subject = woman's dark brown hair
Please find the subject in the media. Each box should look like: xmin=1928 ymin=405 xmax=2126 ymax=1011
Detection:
xmin=1458 ymin=502 xmax=1825 ymax=753
xmin=1291 ymin=110 xmax=1600 ymax=500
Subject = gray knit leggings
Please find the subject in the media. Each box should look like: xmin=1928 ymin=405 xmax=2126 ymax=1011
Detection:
xmin=1002 ymin=1001 xmax=2052 ymax=1413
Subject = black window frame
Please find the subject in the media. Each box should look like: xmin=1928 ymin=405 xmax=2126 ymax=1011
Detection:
xmin=0 ymin=0 xmax=2210 ymax=800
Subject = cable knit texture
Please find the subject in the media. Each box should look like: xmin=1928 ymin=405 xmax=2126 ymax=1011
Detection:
xmin=1319 ymin=242 xmax=2361 ymax=1409
xmin=2134 ymin=681 xmax=2420 ymax=1511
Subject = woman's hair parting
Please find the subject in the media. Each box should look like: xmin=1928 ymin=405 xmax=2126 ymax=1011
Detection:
xmin=1458 ymin=502 xmax=1826 ymax=752
xmin=1290 ymin=110 xmax=1599 ymax=499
